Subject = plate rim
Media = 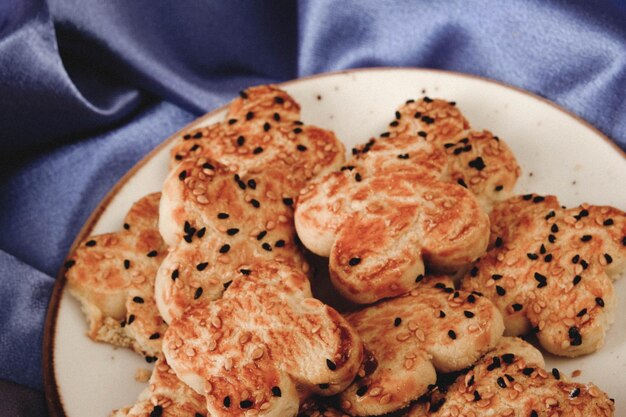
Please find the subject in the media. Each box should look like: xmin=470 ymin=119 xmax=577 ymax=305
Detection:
xmin=42 ymin=66 xmax=626 ymax=417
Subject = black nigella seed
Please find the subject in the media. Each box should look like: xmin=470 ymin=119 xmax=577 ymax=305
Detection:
xmin=196 ymin=262 xmax=208 ymax=271
xmin=247 ymin=179 xmax=257 ymax=189
xmin=223 ymin=280 xmax=233 ymax=289
xmin=581 ymin=259 xmax=589 ymax=269
xmin=237 ymin=136 xmax=245 ymax=146
xmin=202 ymin=162 xmax=214 ymax=170
xmin=415 ymin=274 xmax=424 ymax=283
xmin=282 ymin=197 xmax=293 ymax=206
xmin=497 ymin=377 xmax=506 ymax=388
xmin=570 ymin=387 xmax=580 ymax=398
xmin=262 ymin=242 xmax=272 ymax=251
xmin=596 ymin=297 xmax=605 ymax=307
xmin=468 ymin=294 xmax=476 ymax=304
xmin=577 ymin=308 xmax=587 ymax=317
xmin=470 ymin=266 xmax=479 ymax=277
xmin=274 ymin=96 xmax=284 ymax=104
xmin=326 ymin=359 xmax=337 ymax=370
xmin=86 ymin=240 xmax=97 ymax=247
xmin=531 ymin=411 xmax=538 ymax=417
xmin=603 ymin=218 xmax=613 ymax=226
xmin=390 ymin=120 xmax=399 ymax=127
xmin=569 ymin=326 xmax=582 ymax=346
xmin=495 ymin=237 xmax=504 ymax=247
xmin=438 ymin=310 xmax=446 ymax=319
xmin=355 ymin=173 xmax=362 ymax=182
xmin=183 ymin=134 xmax=191 ymax=140
xmin=527 ymin=253 xmax=538 ymax=260
xmin=573 ymin=275 xmax=582 ymax=286
xmin=253 ymin=147 xmax=263 ymax=154
xmin=572 ymin=254 xmax=580 ymax=263
xmin=581 ymin=235 xmax=592 ymax=242
xmin=190 ymin=144 xmax=200 ymax=152
xmin=468 ymin=157 xmax=485 ymax=171
xmin=271 ymin=386 xmax=281 ymax=397
xmin=551 ymin=224 xmax=559 ymax=233
xmin=219 ymin=244 xmax=230 ymax=254
xmin=240 ymin=400 xmax=253 ymax=409
xmin=273 ymin=112 xmax=280 ymax=121
xmin=356 ymin=385 xmax=368 ymax=396
xmin=246 ymin=111 xmax=254 ymax=120
xmin=178 ymin=170 xmax=187 ymax=181
xmin=502 ymin=353 xmax=515 ymax=364
xmin=448 ymin=330 xmax=457 ymax=340
xmin=533 ymin=196 xmax=545 ymax=203
xmin=487 ymin=356 xmax=501 ymax=371
xmin=227 ymin=228 xmax=239 ymax=236
xmin=218 ymin=212 xmax=229 ymax=219
xmin=64 ymin=259 xmax=75 ymax=269
xmin=604 ymin=253 xmax=613 ymax=264
xmin=552 ymin=368 xmax=560 ymax=380
xmin=147 ymin=250 xmax=158 ymax=257
xmin=228 ymin=118 xmax=237 ymax=125
xmin=297 ymin=144 xmax=307 ymax=151
xmin=133 ymin=296 xmax=144 ymax=304
xmin=495 ymin=185 xmax=504 ymax=191
xmin=240 ymin=268 xmax=251 ymax=275
xmin=194 ymin=287 xmax=203 ymax=299
xmin=237 ymin=180 xmax=246 ymax=190
xmin=394 ymin=317 xmax=402 ymax=327
xmin=275 ymin=240 xmax=285 ymax=248
xmin=496 ymin=285 xmax=506 ymax=296
xmin=171 ymin=269 xmax=179 ymax=280
xmin=123 ymin=223 xmax=130 ymax=230
xmin=223 ymin=396 xmax=231 ymax=408
xmin=417 ymin=131 xmax=427 ymax=137
xmin=263 ymin=122 xmax=271 ymax=131
xmin=395 ymin=111 xmax=401 ymax=119
xmin=293 ymin=127 xmax=303 ymax=134
xmin=548 ymin=234 xmax=556 ymax=243
xmin=257 ymin=231 xmax=267 ymax=240
xmin=192 ymin=132 xmax=202 ymax=139
xmin=318 ymin=383 xmax=329 ymax=389
xmin=197 ymin=227 xmax=206 ymax=238
xmin=523 ymin=194 xmax=533 ymax=201
xmin=473 ymin=390 xmax=481 ymax=401
xmin=149 ymin=333 xmax=160 ymax=340
xmin=150 ymin=405 xmax=163 ymax=417
xmin=414 ymin=111 xmax=422 ymax=118
xmin=250 ymin=199 xmax=260 ymax=208
xmin=522 ymin=367 xmax=534 ymax=376
xmin=457 ymin=178 xmax=468 ymax=188
xmin=397 ymin=153 xmax=410 ymax=159
xmin=124 ymin=259 xmax=131 ymax=269
xmin=534 ymin=272 xmax=547 ymax=288
xmin=464 ymin=311 xmax=475 ymax=318
xmin=512 ymin=303 xmax=523 ymax=311
xmin=145 ymin=356 xmax=157 ymax=363
xmin=127 ymin=314 xmax=135 ymax=325
xmin=349 ymin=257 xmax=361 ymax=266
xmin=492 ymin=274 xmax=503 ymax=281
xmin=544 ymin=254 xmax=553 ymax=262
xmin=545 ymin=210 xmax=556 ymax=220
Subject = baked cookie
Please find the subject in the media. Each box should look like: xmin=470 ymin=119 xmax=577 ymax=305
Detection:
xmin=462 ymin=194 xmax=626 ymax=356
xmin=66 ymin=193 xmax=168 ymax=358
xmin=298 ymin=400 xmax=349 ymax=417
xmin=156 ymin=158 xmax=309 ymax=323
xmin=384 ymin=97 xmax=520 ymax=209
xmin=408 ymin=337 xmax=615 ymax=417
xmin=339 ymin=276 xmax=504 ymax=416
xmin=169 ymin=85 xmax=345 ymax=199
xmin=111 ymin=357 xmax=205 ymax=417
xmin=294 ymin=149 xmax=490 ymax=304
xmin=163 ymin=261 xmax=364 ymax=417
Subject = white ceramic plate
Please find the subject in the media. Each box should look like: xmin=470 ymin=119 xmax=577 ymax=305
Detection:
xmin=44 ymin=68 xmax=626 ymax=416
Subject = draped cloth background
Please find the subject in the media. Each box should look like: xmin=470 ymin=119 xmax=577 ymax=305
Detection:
xmin=0 ymin=0 xmax=625 ymax=414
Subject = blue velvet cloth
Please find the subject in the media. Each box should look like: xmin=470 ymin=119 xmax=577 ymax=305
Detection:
xmin=1 ymin=0 xmax=625 ymax=414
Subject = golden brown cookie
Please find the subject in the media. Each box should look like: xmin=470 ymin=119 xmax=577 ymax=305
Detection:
xmin=169 ymin=85 xmax=345 ymax=199
xmin=462 ymin=194 xmax=626 ymax=357
xmin=407 ymin=337 xmax=615 ymax=417
xmin=163 ymin=261 xmax=364 ymax=417
xmin=156 ymin=158 xmax=309 ymax=323
xmin=295 ymin=154 xmax=490 ymax=304
xmin=111 ymin=357 xmax=205 ymax=417
xmin=339 ymin=276 xmax=504 ymax=416
xmin=66 ymin=193 xmax=167 ymax=358
xmin=384 ymin=97 xmax=520 ymax=209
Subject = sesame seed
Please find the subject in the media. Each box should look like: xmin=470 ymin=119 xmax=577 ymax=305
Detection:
xmin=326 ymin=359 xmax=337 ymax=370
xmin=349 ymin=257 xmax=361 ymax=266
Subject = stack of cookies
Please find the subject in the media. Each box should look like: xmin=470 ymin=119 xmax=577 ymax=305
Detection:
xmin=65 ymin=85 xmax=624 ymax=417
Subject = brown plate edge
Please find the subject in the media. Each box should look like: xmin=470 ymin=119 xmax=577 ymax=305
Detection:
xmin=42 ymin=66 xmax=626 ymax=417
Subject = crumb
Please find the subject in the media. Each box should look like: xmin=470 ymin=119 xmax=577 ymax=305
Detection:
xmin=529 ymin=172 xmax=533 ymax=177
xmin=571 ymin=369 xmax=582 ymax=378
xmin=316 ymin=95 xmax=322 ymax=101
xmin=421 ymin=89 xmax=426 ymax=94
xmin=572 ymin=180 xmax=577 ymax=185
xmin=135 ymin=368 xmax=151 ymax=383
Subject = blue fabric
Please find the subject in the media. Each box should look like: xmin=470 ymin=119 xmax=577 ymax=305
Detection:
xmin=1 ymin=0 xmax=625 ymax=413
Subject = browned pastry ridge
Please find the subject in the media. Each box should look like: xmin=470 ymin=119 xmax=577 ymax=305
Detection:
xmin=111 ymin=357 xmax=205 ymax=417
xmin=66 ymin=192 xmax=168 ymax=358
xmin=385 ymin=97 xmax=520 ymax=210
xmin=339 ymin=276 xmax=504 ymax=416
xmin=295 ymin=135 xmax=490 ymax=304
xmin=407 ymin=337 xmax=615 ymax=417
xmin=462 ymin=194 xmax=626 ymax=357
xmin=162 ymin=261 xmax=364 ymax=417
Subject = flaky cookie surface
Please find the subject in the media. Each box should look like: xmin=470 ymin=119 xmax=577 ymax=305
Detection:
xmin=163 ymin=261 xmax=364 ymax=417
xmin=462 ymin=194 xmax=626 ymax=357
xmin=66 ymin=193 xmax=167 ymax=358
xmin=407 ymin=337 xmax=615 ymax=417
xmin=339 ymin=276 xmax=504 ymax=416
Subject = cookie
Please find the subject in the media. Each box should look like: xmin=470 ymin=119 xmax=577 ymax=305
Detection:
xmin=111 ymin=357 xmax=205 ymax=417
xmin=156 ymin=158 xmax=309 ymax=323
xmin=169 ymin=85 xmax=345 ymax=199
xmin=408 ymin=337 xmax=615 ymax=417
xmin=294 ymin=148 xmax=490 ymax=304
xmin=384 ymin=97 xmax=520 ymax=209
xmin=462 ymin=194 xmax=626 ymax=356
xmin=339 ymin=276 xmax=504 ymax=416
xmin=163 ymin=261 xmax=364 ymax=417
xmin=66 ymin=193 xmax=167 ymax=358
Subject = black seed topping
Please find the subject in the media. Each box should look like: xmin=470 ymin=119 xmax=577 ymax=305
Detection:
xmin=570 ymin=387 xmax=580 ymax=398
xmin=581 ymin=235 xmax=592 ymax=242
xmin=127 ymin=314 xmax=135 ymax=324
xmin=318 ymin=383 xmax=330 ymax=389
xmin=522 ymin=367 xmax=534 ymax=376
xmin=577 ymin=308 xmax=587 ymax=317
xmin=183 ymin=134 xmax=191 ymax=140
xmin=438 ymin=310 xmax=446 ymax=318
xmin=123 ymin=259 xmax=131 ymax=269
xmin=494 ymin=237 xmax=504 ymax=248
xmin=356 ymin=385 xmax=368 ymax=396
xmin=262 ymin=242 xmax=272 ymax=251
xmin=603 ymin=218 xmax=614 ymax=226
xmin=282 ymin=197 xmax=293 ymax=206
xmin=468 ymin=157 xmax=485 ymax=171
xmin=523 ymin=194 xmax=533 ymax=201
xmin=534 ymin=272 xmax=547 ymax=288
xmin=464 ymin=311 xmax=475 ymax=318
xmin=596 ymin=297 xmax=605 ymax=307
xmin=253 ymin=147 xmax=264 ymax=154
xmin=527 ymin=253 xmax=538 ymax=260
xmin=418 ymin=131 xmax=427 ymax=137
xmin=467 ymin=294 xmax=476 ymax=303
xmin=394 ymin=317 xmax=402 ymax=327
xmin=448 ymin=330 xmax=456 ymax=340
xmin=147 ymin=250 xmax=158 ymax=257
xmin=271 ymin=386 xmax=281 ymax=397
xmin=274 ymin=96 xmax=284 ymax=104
xmin=218 ymin=212 xmax=229 ymax=219
xmin=240 ymin=268 xmax=251 ymax=275
xmin=149 ymin=333 xmax=160 ymax=340
xmin=178 ymin=170 xmax=187 ymax=181
xmin=492 ymin=274 xmax=503 ymax=281
xmin=296 ymin=144 xmax=308 ymax=152
xmin=223 ymin=281 xmax=233 ymax=290
xmin=487 ymin=356 xmax=501 ymax=371
xmin=502 ymin=353 xmax=515 ymax=364
xmin=196 ymin=262 xmax=208 ymax=271
xmin=123 ymin=223 xmax=130 ymax=230
xmin=457 ymin=178 xmax=468 ymax=188
xmin=227 ymin=228 xmax=239 ymax=236
xmin=569 ymin=326 xmax=582 ymax=346
xmin=263 ymin=122 xmax=271 ymax=132
xmin=240 ymin=400 xmax=253 ymax=409
xmin=349 ymin=257 xmax=361 ymax=266
xmin=64 ymin=259 xmax=75 ymax=269
xmin=581 ymin=259 xmax=589 ymax=269
xmin=197 ymin=227 xmax=206 ymax=238
xmin=473 ymin=390 xmax=481 ymax=401
xmin=467 ymin=375 xmax=475 ymax=386
xmin=257 ymin=231 xmax=267 ymax=241
xmin=551 ymin=224 xmax=560 ymax=233
xmin=531 ymin=411 xmax=538 ymax=417
xmin=470 ymin=266 xmax=479 ymax=277
xmin=397 ymin=153 xmax=410 ymax=159
xmin=545 ymin=210 xmax=556 ymax=220
xmin=355 ymin=173 xmax=362 ymax=182
xmin=193 ymin=287 xmax=203 ymax=299
xmin=575 ymin=209 xmax=589 ymax=220
xmin=150 ymin=405 xmax=163 ymax=417
xmin=544 ymin=254 xmax=553 ymax=262
xmin=497 ymin=376 xmax=506 ymax=388
xmin=237 ymin=135 xmax=245 ymax=146
xmin=247 ymin=179 xmax=257 ymax=189
xmin=512 ymin=303 xmax=523 ymax=311
xmin=202 ymin=162 xmax=214 ymax=170
xmin=415 ymin=274 xmax=424 ymax=283
xmin=495 ymin=285 xmax=506 ymax=296
xmin=250 ymin=199 xmax=260 ymax=208
xmin=326 ymin=359 xmax=337 ymax=370
xmin=86 ymin=239 xmax=97 ymax=247
xmin=245 ymin=111 xmax=254 ymax=120
xmin=190 ymin=144 xmax=200 ymax=152
xmin=505 ymin=374 xmax=515 ymax=382
xmin=228 ymin=118 xmax=237 ymax=125
xmin=604 ymin=253 xmax=613 ymax=264
xmin=572 ymin=254 xmax=580 ymax=263
xmin=145 ymin=356 xmax=157 ymax=363
xmin=219 ymin=244 xmax=230 ymax=253
xmin=273 ymin=113 xmax=280 ymax=121
xmin=495 ymin=185 xmax=504 ymax=191
xmin=223 ymin=396 xmax=231 ymax=408
xmin=552 ymin=368 xmax=560 ymax=380
xmin=133 ymin=296 xmax=144 ymax=304
xmin=275 ymin=240 xmax=285 ymax=248
xmin=239 ymin=90 xmax=248 ymax=99
xmin=533 ymin=196 xmax=545 ymax=203
xmin=414 ymin=111 xmax=422 ymax=118
xmin=573 ymin=275 xmax=582 ymax=285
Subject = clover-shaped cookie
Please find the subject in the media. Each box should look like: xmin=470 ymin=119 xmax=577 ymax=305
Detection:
xmin=384 ymin=97 xmax=520 ymax=209
xmin=112 ymin=357 xmax=205 ymax=417
xmin=156 ymin=158 xmax=310 ymax=322
xmin=338 ymin=276 xmax=504 ymax=416
xmin=169 ymin=84 xmax=345 ymax=198
xmin=408 ymin=337 xmax=615 ymax=417
xmin=462 ymin=194 xmax=626 ymax=357
xmin=66 ymin=193 xmax=168 ymax=358
xmin=163 ymin=261 xmax=364 ymax=417
xmin=295 ymin=145 xmax=490 ymax=304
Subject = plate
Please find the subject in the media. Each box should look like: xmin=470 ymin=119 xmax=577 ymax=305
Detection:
xmin=43 ymin=68 xmax=626 ymax=416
